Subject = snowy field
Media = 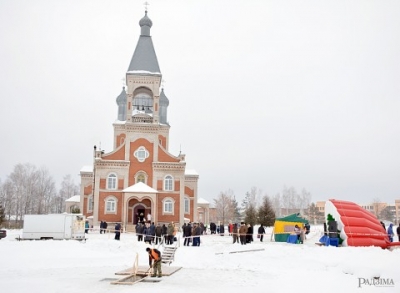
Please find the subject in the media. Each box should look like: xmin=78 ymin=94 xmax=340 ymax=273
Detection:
xmin=1 ymin=226 xmax=399 ymax=293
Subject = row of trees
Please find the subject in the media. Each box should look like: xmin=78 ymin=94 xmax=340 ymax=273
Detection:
xmin=0 ymin=163 xmax=79 ymax=226
xmin=213 ymin=186 xmax=313 ymax=227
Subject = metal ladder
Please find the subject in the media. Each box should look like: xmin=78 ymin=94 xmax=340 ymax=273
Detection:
xmin=161 ymin=246 xmax=178 ymax=265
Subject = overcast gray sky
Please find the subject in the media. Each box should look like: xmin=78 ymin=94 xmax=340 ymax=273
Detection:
xmin=1 ymin=0 xmax=399 ymax=205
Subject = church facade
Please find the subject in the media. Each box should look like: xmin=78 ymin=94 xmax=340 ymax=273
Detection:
xmin=79 ymin=11 xmax=199 ymax=231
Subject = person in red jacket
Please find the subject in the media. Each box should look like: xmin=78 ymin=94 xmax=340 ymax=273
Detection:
xmin=146 ymin=247 xmax=162 ymax=277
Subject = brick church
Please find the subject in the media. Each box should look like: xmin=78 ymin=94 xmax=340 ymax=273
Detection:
xmin=79 ymin=10 xmax=200 ymax=231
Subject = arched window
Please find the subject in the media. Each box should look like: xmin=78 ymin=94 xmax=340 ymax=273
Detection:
xmin=184 ymin=197 xmax=190 ymax=214
xmin=137 ymin=174 xmax=145 ymax=183
xmin=163 ymin=198 xmax=174 ymax=214
xmin=164 ymin=175 xmax=173 ymax=191
xmin=88 ymin=195 xmax=93 ymax=212
xmin=107 ymin=173 xmax=117 ymax=190
xmin=105 ymin=196 xmax=118 ymax=214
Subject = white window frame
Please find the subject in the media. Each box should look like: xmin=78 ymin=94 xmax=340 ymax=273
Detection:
xmin=87 ymin=195 xmax=93 ymax=212
xmin=184 ymin=196 xmax=190 ymax=214
xmin=107 ymin=173 xmax=117 ymax=190
xmin=134 ymin=146 xmax=149 ymax=162
xmin=105 ymin=196 xmax=118 ymax=214
xmin=162 ymin=198 xmax=175 ymax=214
xmin=164 ymin=175 xmax=173 ymax=191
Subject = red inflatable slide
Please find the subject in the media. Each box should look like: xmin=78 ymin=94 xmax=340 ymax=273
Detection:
xmin=325 ymin=199 xmax=400 ymax=248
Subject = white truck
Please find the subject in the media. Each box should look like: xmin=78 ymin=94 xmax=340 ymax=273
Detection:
xmin=22 ymin=214 xmax=86 ymax=240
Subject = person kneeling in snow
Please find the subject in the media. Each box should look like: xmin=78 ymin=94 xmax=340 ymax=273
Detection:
xmin=146 ymin=247 xmax=162 ymax=277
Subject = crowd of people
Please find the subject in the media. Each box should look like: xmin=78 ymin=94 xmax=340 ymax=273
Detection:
xmin=135 ymin=220 xmax=179 ymax=245
xmin=102 ymin=218 xmax=400 ymax=246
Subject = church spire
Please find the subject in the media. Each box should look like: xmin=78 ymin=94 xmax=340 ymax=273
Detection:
xmin=127 ymin=10 xmax=160 ymax=74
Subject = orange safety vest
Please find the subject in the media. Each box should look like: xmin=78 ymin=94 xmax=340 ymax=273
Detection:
xmin=149 ymin=249 xmax=160 ymax=261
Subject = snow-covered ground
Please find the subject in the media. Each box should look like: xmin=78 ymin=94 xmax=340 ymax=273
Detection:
xmin=1 ymin=226 xmax=399 ymax=293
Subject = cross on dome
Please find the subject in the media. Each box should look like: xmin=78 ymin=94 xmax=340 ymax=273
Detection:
xmin=144 ymin=1 xmax=150 ymax=12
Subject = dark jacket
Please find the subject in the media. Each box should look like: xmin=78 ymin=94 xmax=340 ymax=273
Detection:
xmin=161 ymin=224 xmax=167 ymax=235
xmin=115 ymin=223 xmax=121 ymax=232
xmin=184 ymin=224 xmax=192 ymax=237
xmin=149 ymin=223 xmax=156 ymax=236
xmin=155 ymin=225 xmax=162 ymax=237
xmin=143 ymin=225 xmax=152 ymax=242
xmin=136 ymin=223 xmax=144 ymax=235
xmin=193 ymin=225 xmax=201 ymax=236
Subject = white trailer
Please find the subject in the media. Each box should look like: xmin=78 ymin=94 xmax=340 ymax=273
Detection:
xmin=22 ymin=214 xmax=86 ymax=240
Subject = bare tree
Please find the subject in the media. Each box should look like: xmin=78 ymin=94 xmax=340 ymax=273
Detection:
xmin=304 ymin=203 xmax=324 ymax=225
xmin=34 ymin=167 xmax=57 ymax=214
xmin=271 ymin=193 xmax=281 ymax=217
xmin=0 ymin=180 xmax=15 ymax=222
xmin=379 ymin=206 xmax=395 ymax=222
xmin=4 ymin=164 xmax=57 ymax=221
xmin=7 ymin=163 xmax=38 ymax=221
xmin=242 ymin=187 xmax=262 ymax=210
xmin=299 ymin=188 xmax=312 ymax=213
xmin=0 ymin=180 xmax=5 ymax=226
xmin=372 ymin=198 xmax=384 ymax=218
xmin=57 ymin=175 xmax=79 ymax=213
xmin=281 ymin=185 xmax=290 ymax=215
xmin=287 ymin=186 xmax=297 ymax=209
xmin=213 ymin=190 xmax=235 ymax=225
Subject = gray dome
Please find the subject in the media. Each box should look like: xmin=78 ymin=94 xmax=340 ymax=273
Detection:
xmin=160 ymin=88 xmax=169 ymax=106
xmin=139 ymin=11 xmax=153 ymax=28
xmin=116 ymin=87 xmax=127 ymax=104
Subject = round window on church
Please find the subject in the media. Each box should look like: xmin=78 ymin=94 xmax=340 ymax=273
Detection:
xmin=134 ymin=146 xmax=149 ymax=162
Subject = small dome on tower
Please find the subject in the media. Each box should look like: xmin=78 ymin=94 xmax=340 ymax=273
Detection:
xmin=160 ymin=88 xmax=169 ymax=106
xmin=139 ymin=11 xmax=153 ymax=28
xmin=116 ymin=87 xmax=127 ymax=104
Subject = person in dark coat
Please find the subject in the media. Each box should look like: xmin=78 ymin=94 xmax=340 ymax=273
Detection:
xmin=304 ymin=222 xmax=310 ymax=235
xmin=103 ymin=221 xmax=108 ymax=233
xmin=162 ymin=224 xmax=168 ymax=243
xmin=210 ymin=222 xmax=216 ymax=234
xmin=246 ymin=224 xmax=253 ymax=243
xmin=184 ymin=223 xmax=192 ymax=246
xmin=149 ymin=222 xmax=156 ymax=243
xmin=143 ymin=222 xmax=152 ymax=244
xmin=258 ymin=224 xmax=265 ymax=242
xmin=114 ymin=223 xmax=121 ymax=240
xmin=232 ymin=223 xmax=239 ymax=244
xmin=100 ymin=221 xmax=104 ymax=234
xmin=155 ymin=223 xmax=163 ymax=244
xmin=219 ymin=224 xmax=225 ymax=236
xmin=136 ymin=222 xmax=144 ymax=242
xmin=397 ymin=224 xmax=400 ymax=242
xmin=380 ymin=221 xmax=386 ymax=231
xmin=139 ymin=213 xmax=144 ymax=223
xmin=200 ymin=222 xmax=205 ymax=235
